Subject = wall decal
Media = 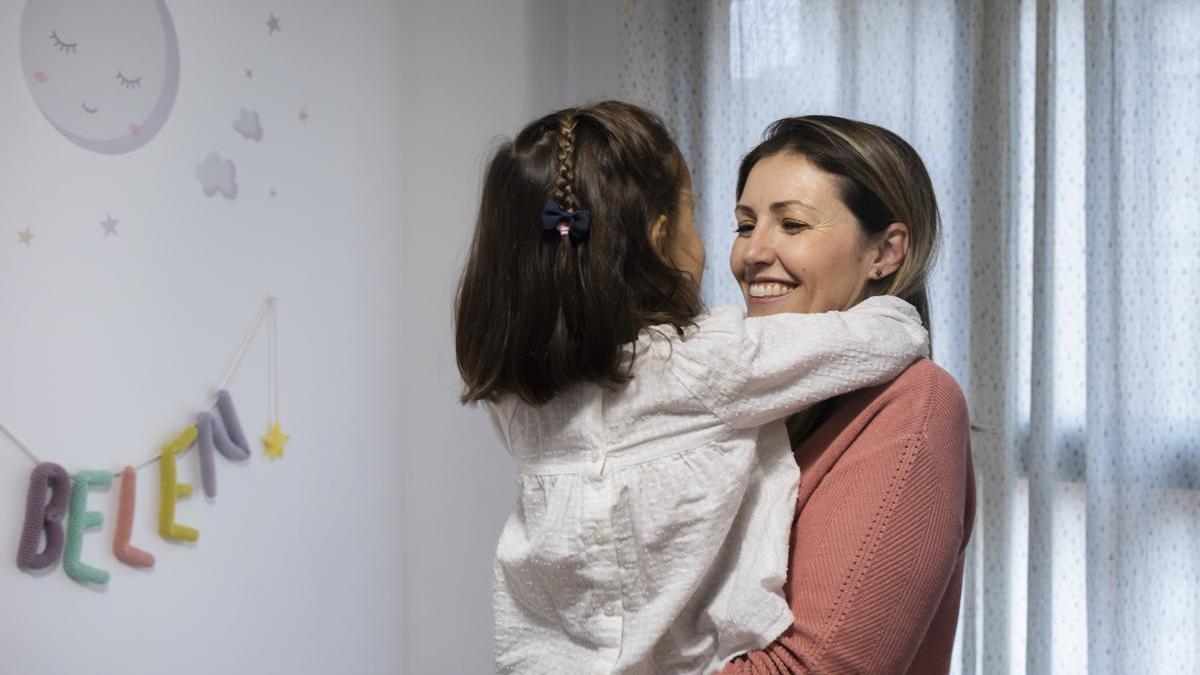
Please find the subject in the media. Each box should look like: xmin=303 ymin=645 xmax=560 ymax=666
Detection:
xmin=20 ymin=0 xmax=181 ymax=155
xmin=196 ymin=152 xmax=238 ymax=200
xmin=100 ymin=213 xmax=118 ymax=236
xmin=233 ymin=109 xmax=263 ymax=142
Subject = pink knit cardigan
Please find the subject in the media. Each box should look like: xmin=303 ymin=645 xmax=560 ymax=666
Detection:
xmin=722 ymin=358 xmax=976 ymax=675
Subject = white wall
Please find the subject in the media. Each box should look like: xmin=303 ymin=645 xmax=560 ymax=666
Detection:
xmin=0 ymin=1 xmax=617 ymax=674
xmin=0 ymin=1 xmax=410 ymax=673
xmin=399 ymin=1 xmax=618 ymax=673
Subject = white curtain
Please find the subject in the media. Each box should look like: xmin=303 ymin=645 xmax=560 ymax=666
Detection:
xmin=617 ymin=1 xmax=1199 ymax=673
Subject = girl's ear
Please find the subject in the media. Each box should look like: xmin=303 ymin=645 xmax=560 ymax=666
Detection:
xmin=870 ymin=221 xmax=909 ymax=278
xmin=649 ymin=213 xmax=670 ymax=260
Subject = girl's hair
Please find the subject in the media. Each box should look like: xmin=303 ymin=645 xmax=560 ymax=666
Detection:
xmin=456 ymin=101 xmax=703 ymax=405
xmin=736 ymin=116 xmax=940 ymax=328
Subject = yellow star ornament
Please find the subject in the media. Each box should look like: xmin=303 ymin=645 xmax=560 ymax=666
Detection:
xmin=263 ymin=422 xmax=290 ymax=459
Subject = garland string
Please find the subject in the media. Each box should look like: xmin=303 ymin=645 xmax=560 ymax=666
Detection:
xmin=0 ymin=295 xmax=279 ymax=478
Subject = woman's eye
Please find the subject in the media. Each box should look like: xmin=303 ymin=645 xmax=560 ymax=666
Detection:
xmin=782 ymin=219 xmax=810 ymax=232
xmin=116 ymin=71 xmax=142 ymax=89
xmin=734 ymin=222 xmax=754 ymax=236
xmin=50 ymin=30 xmax=77 ymax=54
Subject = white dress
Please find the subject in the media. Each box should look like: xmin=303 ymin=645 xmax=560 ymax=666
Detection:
xmin=488 ymin=295 xmax=929 ymax=675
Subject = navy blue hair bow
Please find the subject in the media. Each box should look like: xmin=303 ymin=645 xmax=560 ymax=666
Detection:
xmin=541 ymin=200 xmax=591 ymax=242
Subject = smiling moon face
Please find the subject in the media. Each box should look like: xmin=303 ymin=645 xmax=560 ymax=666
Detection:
xmin=20 ymin=0 xmax=180 ymax=154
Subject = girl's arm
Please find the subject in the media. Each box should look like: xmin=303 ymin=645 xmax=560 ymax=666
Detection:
xmin=668 ymin=295 xmax=929 ymax=430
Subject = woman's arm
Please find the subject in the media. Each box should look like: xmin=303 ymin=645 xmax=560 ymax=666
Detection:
xmin=722 ymin=363 xmax=974 ymax=674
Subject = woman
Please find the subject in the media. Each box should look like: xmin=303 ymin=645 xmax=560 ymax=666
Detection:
xmin=721 ymin=116 xmax=976 ymax=674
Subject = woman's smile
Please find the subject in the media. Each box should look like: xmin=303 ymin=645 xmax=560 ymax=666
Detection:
xmin=746 ymin=277 xmax=798 ymax=304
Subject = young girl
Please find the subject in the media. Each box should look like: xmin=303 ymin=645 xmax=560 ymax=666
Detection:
xmin=456 ymin=101 xmax=928 ymax=675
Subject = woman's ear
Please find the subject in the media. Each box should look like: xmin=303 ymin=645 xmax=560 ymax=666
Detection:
xmin=870 ymin=222 xmax=909 ymax=279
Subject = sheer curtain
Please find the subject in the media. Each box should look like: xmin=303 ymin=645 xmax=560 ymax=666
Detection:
xmin=617 ymin=1 xmax=1199 ymax=673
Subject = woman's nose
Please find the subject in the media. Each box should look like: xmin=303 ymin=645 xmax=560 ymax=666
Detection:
xmin=741 ymin=224 xmax=775 ymax=267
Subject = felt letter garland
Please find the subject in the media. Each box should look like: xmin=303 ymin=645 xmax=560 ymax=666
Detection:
xmin=63 ymin=470 xmax=113 ymax=585
xmin=159 ymin=426 xmax=199 ymax=542
xmin=16 ymin=462 xmax=70 ymax=571
xmin=5 ymin=297 xmax=287 ymax=587
xmin=196 ymin=389 xmax=251 ymax=497
xmin=113 ymin=466 xmax=155 ymax=568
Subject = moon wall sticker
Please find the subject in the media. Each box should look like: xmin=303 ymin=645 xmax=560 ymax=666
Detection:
xmin=19 ymin=0 xmax=181 ymax=154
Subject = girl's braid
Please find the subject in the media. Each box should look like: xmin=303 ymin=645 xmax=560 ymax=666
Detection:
xmin=552 ymin=112 xmax=580 ymax=212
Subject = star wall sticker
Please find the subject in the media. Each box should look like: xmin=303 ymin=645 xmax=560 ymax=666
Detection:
xmin=266 ymin=12 xmax=281 ymax=34
xmin=263 ymin=422 xmax=289 ymax=459
xmin=101 ymin=213 xmax=119 ymax=236
xmin=17 ymin=226 xmax=33 ymax=246
xmin=269 ymin=188 xmax=277 ymax=198
xmin=244 ymin=67 xmax=254 ymax=79
xmin=298 ymin=107 xmax=309 ymax=123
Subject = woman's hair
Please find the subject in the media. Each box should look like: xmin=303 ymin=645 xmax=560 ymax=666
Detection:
xmin=456 ymin=100 xmax=703 ymax=405
xmin=736 ymin=116 xmax=940 ymax=327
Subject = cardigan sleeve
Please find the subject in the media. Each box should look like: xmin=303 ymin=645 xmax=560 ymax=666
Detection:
xmin=721 ymin=362 xmax=973 ymax=675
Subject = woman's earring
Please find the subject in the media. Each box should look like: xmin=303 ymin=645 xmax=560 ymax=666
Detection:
xmin=872 ymin=268 xmax=882 ymax=279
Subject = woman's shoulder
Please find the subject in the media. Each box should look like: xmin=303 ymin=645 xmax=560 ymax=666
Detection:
xmin=887 ymin=358 xmax=965 ymax=400
xmin=869 ymin=358 xmax=970 ymax=441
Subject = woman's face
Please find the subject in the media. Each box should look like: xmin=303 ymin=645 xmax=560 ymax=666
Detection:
xmin=730 ymin=152 xmax=875 ymax=316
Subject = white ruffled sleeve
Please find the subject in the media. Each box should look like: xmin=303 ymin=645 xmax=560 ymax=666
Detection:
xmin=665 ymin=295 xmax=929 ymax=430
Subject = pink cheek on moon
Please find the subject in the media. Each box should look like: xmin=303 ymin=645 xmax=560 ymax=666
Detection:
xmin=33 ymin=70 xmax=47 ymax=82
xmin=130 ymin=123 xmax=142 ymax=135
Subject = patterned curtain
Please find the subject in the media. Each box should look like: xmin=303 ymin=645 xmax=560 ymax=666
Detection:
xmin=617 ymin=1 xmax=1199 ymax=672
